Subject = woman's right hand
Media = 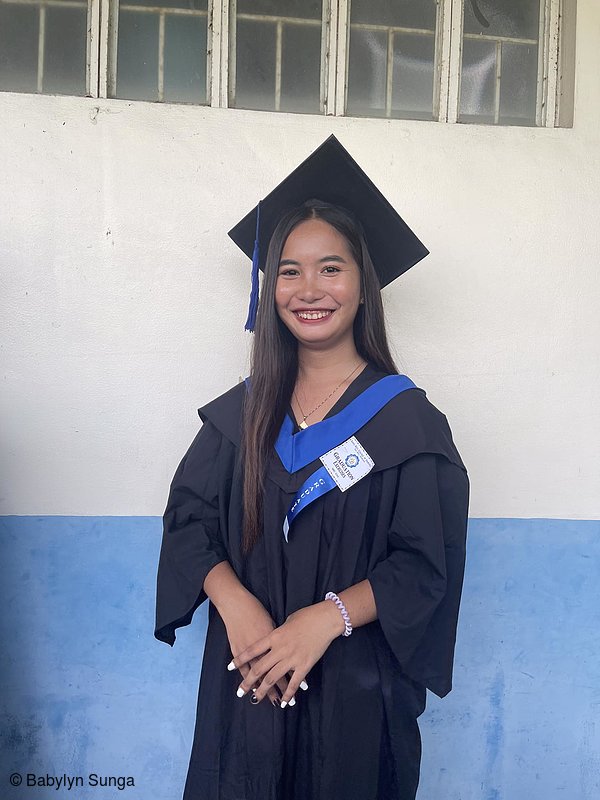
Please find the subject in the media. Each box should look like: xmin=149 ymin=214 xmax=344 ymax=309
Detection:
xmin=204 ymin=560 xmax=289 ymax=706
xmin=220 ymin=591 xmax=290 ymax=706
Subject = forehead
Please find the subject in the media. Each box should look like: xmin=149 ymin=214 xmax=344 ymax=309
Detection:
xmin=280 ymin=219 xmax=353 ymax=258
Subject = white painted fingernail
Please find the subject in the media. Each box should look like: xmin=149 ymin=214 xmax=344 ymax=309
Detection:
xmin=236 ymin=687 xmax=245 ymax=698
xmin=300 ymin=680 xmax=308 ymax=691
xmin=289 ymin=697 xmax=296 ymax=707
xmin=280 ymin=700 xmax=287 ymax=708
xmin=227 ymin=660 xmax=235 ymax=671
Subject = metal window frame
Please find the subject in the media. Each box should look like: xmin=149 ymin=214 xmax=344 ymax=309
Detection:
xmin=446 ymin=0 xmax=563 ymax=127
xmin=538 ymin=0 xmax=562 ymax=126
xmin=87 ymin=0 xmax=101 ymax=97
xmin=86 ymin=0 xmax=569 ymax=127
xmin=438 ymin=0 xmax=463 ymax=123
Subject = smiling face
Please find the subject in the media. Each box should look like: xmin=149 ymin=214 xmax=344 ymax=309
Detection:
xmin=275 ymin=218 xmax=362 ymax=350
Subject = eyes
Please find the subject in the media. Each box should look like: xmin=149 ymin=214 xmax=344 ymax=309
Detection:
xmin=278 ymin=265 xmax=341 ymax=277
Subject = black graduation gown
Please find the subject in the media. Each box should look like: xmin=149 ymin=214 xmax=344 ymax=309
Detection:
xmin=155 ymin=363 xmax=470 ymax=800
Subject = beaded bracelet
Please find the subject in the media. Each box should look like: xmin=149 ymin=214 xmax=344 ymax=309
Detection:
xmin=324 ymin=591 xmax=353 ymax=637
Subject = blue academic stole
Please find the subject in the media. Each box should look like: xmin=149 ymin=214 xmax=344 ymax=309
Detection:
xmin=273 ymin=374 xmax=417 ymax=541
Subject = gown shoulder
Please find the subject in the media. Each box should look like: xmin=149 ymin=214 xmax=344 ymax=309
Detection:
xmin=197 ymin=380 xmax=247 ymax=448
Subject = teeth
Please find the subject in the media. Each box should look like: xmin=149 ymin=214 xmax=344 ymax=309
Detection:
xmin=296 ymin=310 xmax=332 ymax=320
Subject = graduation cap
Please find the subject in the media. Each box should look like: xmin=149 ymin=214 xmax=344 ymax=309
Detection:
xmin=227 ymin=134 xmax=429 ymax=331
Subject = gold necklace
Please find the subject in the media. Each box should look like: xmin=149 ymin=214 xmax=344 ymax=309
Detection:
xmin=293 ymin=361 xmax=365 ymax=429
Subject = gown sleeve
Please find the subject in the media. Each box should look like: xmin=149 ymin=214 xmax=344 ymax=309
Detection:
xmin=154 ymin=419 xmax=231 ymax=646
xmin=366 ymin=451 xmax=469 ymax=698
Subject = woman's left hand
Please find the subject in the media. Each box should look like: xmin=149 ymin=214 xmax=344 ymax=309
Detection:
xmin=230 ymin=601 xmax=344 ymax=706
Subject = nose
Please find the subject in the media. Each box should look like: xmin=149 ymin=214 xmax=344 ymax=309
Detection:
xmin=297 ymin=271 xmax=325 ymax=302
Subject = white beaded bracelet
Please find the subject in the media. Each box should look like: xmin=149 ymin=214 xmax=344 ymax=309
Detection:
xmin=324 ymin=591 xmax=353 ymax=637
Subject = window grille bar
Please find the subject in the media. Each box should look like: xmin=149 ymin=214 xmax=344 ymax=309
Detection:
xmin=118 ymin=4 xmax=207 ymax=16
xmin=157 ymin=11 xmax=165 ymax=101
xmin=1 ymin=0 xmax=85 ymax=7
xmin=274 ymin=19 xmax=282 ymax=111
xmin=235 ymin=13 xmax=320 ymax=26
xmin=385 ymin=28 xmax=393 ymax=119
xmin=319 ymin=0 xmax=329 ymax=113
xmin=227 ymin=0 xmax=237 ymax=107
xmin=350 ymin=22 xmax=435 ymax=36
xmin=37 ymin=5 xmax=45 ymax=92
xmin=463 ymin=32 xmax=537 ymax=46
xmin=323 ymin=0 xmax=338 ymax=115
xmin=494 ymin=40 xmax=502 ymax=124
xmin=2 ymin=0 xmax=84 ymax=7
xmin=535 ymin=0 xmax=546 ymax=124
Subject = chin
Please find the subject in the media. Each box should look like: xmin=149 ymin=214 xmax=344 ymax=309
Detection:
xmin=297 ymin=329 xmax=350 ymax=348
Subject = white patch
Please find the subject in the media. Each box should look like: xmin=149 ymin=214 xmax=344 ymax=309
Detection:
xmin=319 ymin=436 xmax=374 ymax=492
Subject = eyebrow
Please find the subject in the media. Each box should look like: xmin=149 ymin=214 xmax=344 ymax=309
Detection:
xmin=279 ymin=254 xmax=348 ymax=266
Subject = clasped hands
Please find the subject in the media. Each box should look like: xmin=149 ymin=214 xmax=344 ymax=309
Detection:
xmin=223 ymin=597 xmax=344 ymax=708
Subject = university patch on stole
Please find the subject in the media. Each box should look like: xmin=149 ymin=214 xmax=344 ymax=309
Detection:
xmin=319 ymin=436 xmax=374 ymax=492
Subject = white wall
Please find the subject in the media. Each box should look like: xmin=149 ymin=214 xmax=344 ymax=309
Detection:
xmin=1 ymin=0 xmax=599 ymax=518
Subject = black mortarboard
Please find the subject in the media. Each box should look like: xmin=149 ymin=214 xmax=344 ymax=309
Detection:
xmin=228 ymin=134 xmax=429 ymax=331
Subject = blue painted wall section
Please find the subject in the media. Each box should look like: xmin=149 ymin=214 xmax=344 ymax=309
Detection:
xmin=0 ymin=517 xmax=599 ymax=799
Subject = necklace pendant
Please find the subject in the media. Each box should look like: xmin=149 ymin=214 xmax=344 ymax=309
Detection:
xmin=299 ymin=420 xmax=308 ymax=430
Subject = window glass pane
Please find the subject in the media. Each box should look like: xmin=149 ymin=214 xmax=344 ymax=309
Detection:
xmin=280 ymin=22 xmax=321 ymax=113
xmin=347 ymin=0 xmax=437 ymax=120
xmin=499 ymin=42 xmax=538 ymax=125
xmin=114 ymin=0 xmax=208 ymax=103
xmin=231 ymin=0 xmax=322 ymax=113
xmin=347 ymin=28 xmax=387 ymax=118
xmin=391 ymin=33 xmax=435 ymax=120
xmin=459 ymin=38 xmax=496 ymax=123
xmin=116 ymin=10 xmax=159 ymax=101
xmin=44 ymin=3 xmax=87 ymax=95
xmin=350 ymin=0 xmax=436 ymax=30
xmin=163 ymin=15 xmax=207 ymax=103
xmin=233 ymin=18 xmax=276 ymax=111
xmin=463 ymin=0 xmax=539 ymax=39
xmin=460 ymin=0 xmax=541 ymax=125
xmin=0 ymin=4 xmax=39 ymax=93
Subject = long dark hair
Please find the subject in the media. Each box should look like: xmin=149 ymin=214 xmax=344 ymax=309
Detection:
xmin=240 ymin=199 xmax=398 ymax=555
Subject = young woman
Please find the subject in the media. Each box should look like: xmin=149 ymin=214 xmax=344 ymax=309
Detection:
xmin=155 ymin=136 xmax=470 ymax=800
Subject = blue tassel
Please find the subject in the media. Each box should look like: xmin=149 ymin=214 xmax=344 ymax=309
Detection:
xmin=244 ymin=201 xmax=261 ymax=332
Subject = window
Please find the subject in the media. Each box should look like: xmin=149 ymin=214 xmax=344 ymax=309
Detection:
xmin=0 ymin=0 xmax=576 ymax=128
xmin=0 ymin=0 xmax=88 ymax=95
xmin=114 ymin=0 xmax=208 ymax=103
xmin=459 ymin=0 xmax=542 ymax=126
xmin=230 ymin=0 xmax=323 ymax=113
xmin=345 ymin=1 xmax=438 ymax=121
